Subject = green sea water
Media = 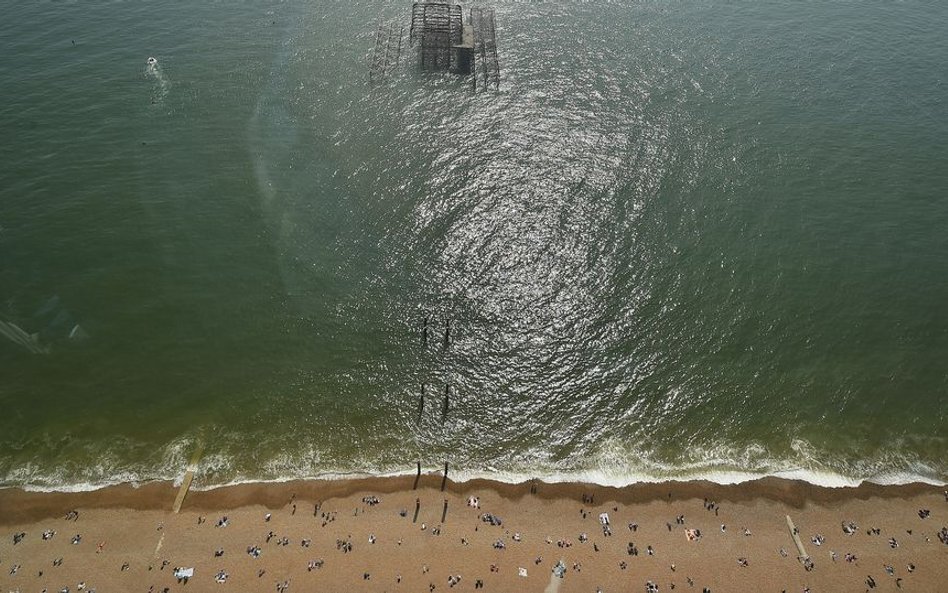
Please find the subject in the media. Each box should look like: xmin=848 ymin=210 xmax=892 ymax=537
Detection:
xmin=1 ymin=0 xmax=946 ymax=489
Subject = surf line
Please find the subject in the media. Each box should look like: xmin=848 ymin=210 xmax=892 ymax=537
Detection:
xmin=172 ymin=443 xmax=205 ymax=513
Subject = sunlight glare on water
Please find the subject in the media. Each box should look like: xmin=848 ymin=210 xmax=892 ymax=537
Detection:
xmin=0 ymin=0 xmax=946 ymax=489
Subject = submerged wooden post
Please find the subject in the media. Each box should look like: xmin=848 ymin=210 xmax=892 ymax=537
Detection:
xmin=418 ymin=383 xmax=426 ymax=422
xmin=442 ymin=384 xmax=449 ymax=420
xmin=414 ymin=461 xmax=421 ymax=490
xmin=441 ymin=461 xmax=449 ymax=491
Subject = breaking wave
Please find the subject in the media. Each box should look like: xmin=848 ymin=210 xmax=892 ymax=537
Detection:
xmin=4 ymin=433 xmax=944 ymax=493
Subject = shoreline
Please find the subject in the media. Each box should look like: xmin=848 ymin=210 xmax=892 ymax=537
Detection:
xmin=1 ymin=473 xmax=944 ymax=525
xmin=4 ymin=462 xmax=947 ymax=497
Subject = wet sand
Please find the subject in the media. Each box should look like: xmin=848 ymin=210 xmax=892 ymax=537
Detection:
xmin=1 ymin=475 xmax=946 ymax=592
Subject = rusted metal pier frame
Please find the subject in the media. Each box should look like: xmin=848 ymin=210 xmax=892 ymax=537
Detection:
xmin=371 ymin=20 xmax=405 ymax=81
xmin=411 ymin=2 xmax=463 ymax=71
xmin=470 ymin=7 xmax=500 ymax=91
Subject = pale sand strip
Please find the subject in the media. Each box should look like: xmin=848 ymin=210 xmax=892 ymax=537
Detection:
xmin=172 ymin=444 xmax=204 ymax=514
xmin=543 ymin=557 xmax=564 ymax=593
xmin=787 ymin=514 xmax=809 ymax=560
xmin=171 ymin=471 xmax=194 ymax=514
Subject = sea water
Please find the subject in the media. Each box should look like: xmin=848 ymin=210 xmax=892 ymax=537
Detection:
xmin=1 ymin=0 xmax=946 ymax=490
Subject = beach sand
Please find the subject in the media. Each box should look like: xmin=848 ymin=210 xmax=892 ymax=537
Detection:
xmin=1 ymin=475 xmax=946 ymax=592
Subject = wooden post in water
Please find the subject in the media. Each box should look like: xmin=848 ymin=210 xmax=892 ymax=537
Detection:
xmin=413 ymin=461 xmax=421 ymax=490
xmin=441 ymin=461 xmax=449 ymax=491
xmin=418 ymin=383 xmax=426 ymax=422
xmin=442 ymin=384 xmax=449 ymax=421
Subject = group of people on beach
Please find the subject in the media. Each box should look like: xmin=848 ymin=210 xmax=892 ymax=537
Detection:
xmin=3 ymin=481 xmax=945 ymax=593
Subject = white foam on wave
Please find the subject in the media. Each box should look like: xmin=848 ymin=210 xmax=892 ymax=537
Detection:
xmin=447 ymin=465 xmax=944 ymax=489
xmin=11 ymin=464 xmax=944 ymax=494
xmin=188 ymin=445 xmax=414 ymax=491
xmin=11 ymin=462 xmax=159 ymax=493
xmin=2 ymin=433 xmax=198 ymax=492
xmin=144 ymin=56 xmax=170 ymax=104
xmin=135 ymin=443 xmax=948 ymax=492
xmin=191 ymin=470 xmax=394 ymax=492
xmin=188 ymin=464 xmax=945 ymax=493
xmin=4 ymin=435 xmax=945 ymax=493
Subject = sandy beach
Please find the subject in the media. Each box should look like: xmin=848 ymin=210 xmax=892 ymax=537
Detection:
xmin=1 ymin=475 xmax=946 ymax=593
